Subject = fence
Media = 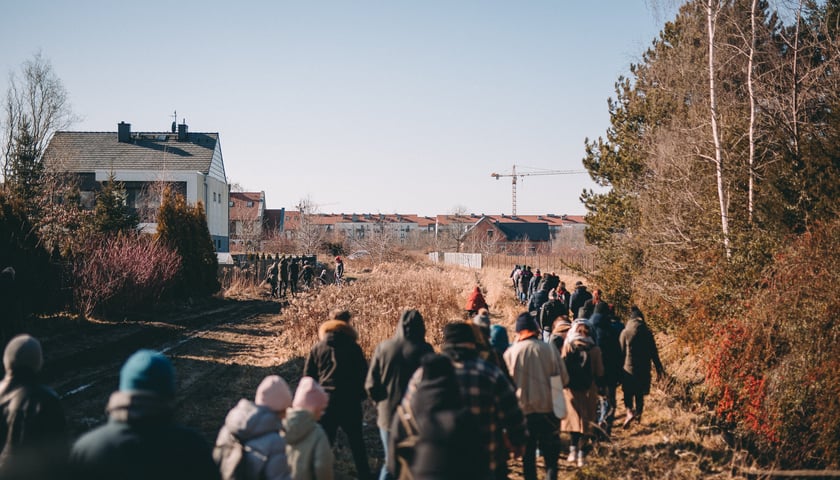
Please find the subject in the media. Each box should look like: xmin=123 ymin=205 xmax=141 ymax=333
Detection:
xmin=482 ymin=252 xmax=596 ymax=275
xmin=427 ymin=252 xmax=483 ymax=269
xmin=218 ymin=254 xmax=319 ymax=290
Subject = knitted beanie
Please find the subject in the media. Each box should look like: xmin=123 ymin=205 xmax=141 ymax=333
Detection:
xmin=255 ymin=375 xmax=293 ymax=413
xmin=442 ymin=322 xmax=476 ymax=345
xmin=3 ymin=334 xmax=43 ymax=374
xmin=119 ymin=349 xmax=176 ymax=398
xmin=292 ymin=376 xmax=329 ymax=413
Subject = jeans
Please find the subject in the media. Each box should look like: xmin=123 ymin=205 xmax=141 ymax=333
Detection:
xmin=523 ymin=413 xmax=560 ymax=480
xmin=379 ymin=427 xmax=392 ymax=480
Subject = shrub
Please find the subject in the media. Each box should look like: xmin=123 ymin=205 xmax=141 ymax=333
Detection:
xmin=71 ymin=233 xmax=181 ymax=317
xmin=703 ymin=218 xmax=840 ymax=468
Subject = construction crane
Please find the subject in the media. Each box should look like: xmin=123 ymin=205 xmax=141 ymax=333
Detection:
xmin=490 ymin=165 xmax=586 ymax=216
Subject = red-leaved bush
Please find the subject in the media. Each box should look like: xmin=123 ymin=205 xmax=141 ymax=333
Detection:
xmin=72 ymin=233 xmax=181 ymax=317
xmin=703 ymin=218 xmax=840 ymax=468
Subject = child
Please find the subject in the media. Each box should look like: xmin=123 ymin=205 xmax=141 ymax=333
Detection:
xmin=214 ymin=375 xmax=293 ymax=479
xmin=284 ymin=377 xmax=333 ymax=480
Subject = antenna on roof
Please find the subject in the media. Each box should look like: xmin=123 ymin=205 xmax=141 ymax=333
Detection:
xmin=171 ymin=110 xmax=177 ymax=133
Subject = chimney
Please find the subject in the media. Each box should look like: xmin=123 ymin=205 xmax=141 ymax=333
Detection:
xmin=177 ymin=122 xmax=188 ymax=141
xmin=118 ymin=122 xmax=131 ymax=143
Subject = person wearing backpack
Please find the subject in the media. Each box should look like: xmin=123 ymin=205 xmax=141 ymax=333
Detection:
xmin=590 ymin=302 xmax=622 ymax=437
xmin=388 ymin=354 xmax=483 ymax=480
xmin=213 ymin=375 xmax=293 ymax=480
xmin=560 ymin=321 xmax=604 ymax=467
xmin=366 ymin=309 xmax=433 ymax=480
xmin=537 ymin=291 xmax=568 ymax=342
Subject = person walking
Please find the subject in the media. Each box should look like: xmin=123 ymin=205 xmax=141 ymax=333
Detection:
xmin=569 ymin=282 xmax=592 ymax=320
xmin=388 ymin=354 xmax=483 ymax=480
xmin=560 ymin=321 xmax=604 ymax=467
xmin=267 ymin=261 xmax=280 ymax=298
xmin=333 ymin=257 xmax=344 ymax=286
xmin=503 ymin=313 xmax=568 ymax=480
xmin=464 ymin=285 xmax=489 ymax=318
xmin=303 ymin=310 xmax=371 ymax=480
xmin=288 ymin=258 xmax=300 ymax=298
xmin=556 ymin=282 xmax=571 ymax=312
xmin=0 ymin=334 xmax=68 ymax=480
xmin=279 ymin=257 xmax=290 ymax=297
xmin=284 ymin=377 xmax=333 ymax=480
xmin=213 ymin=375 xmax=293 ymax=480
xmin=301 ymin=261 xmax=314 ymax=289
xmin=619 ymin=307 xmax=665 ymax=428
xmin=403 ymin=322 xmax=528 ymax=480
xmin=69 ymin=350 xmax=219 ymax=480
xmin=366 ymin=309 xmax=433 ymax=480
xmin=590 ymin=303 xmax=622 ymax=437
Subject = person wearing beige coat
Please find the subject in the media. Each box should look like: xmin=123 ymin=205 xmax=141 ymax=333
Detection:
xmin=560 ymin=320 xmax=604 ymax=467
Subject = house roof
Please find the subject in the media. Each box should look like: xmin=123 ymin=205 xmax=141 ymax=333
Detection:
xmin=495 ymin=222 xmax=551 ymax=242
xmin=229 ymin=191 xmax=264 ymax=221
xmin=43 ymin=131 xmax=220 ymax=176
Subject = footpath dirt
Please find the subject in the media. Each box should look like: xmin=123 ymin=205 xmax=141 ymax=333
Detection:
xmin=31 ymin=276 xmax=736 ymax=479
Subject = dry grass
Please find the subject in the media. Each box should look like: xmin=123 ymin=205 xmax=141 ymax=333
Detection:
xmin=226 ymin=257 xmax=734 ymax=479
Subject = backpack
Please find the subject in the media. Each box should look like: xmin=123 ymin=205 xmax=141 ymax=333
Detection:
xmin=564 ymin=347 xmax=594 ymax=391
xmin=393 ymin=403 xmax=420 ymax=480
xmin=539 ymin=299 xmax=567 ymax=331
xmin=216 ymin=433 xmax=269 ymax=480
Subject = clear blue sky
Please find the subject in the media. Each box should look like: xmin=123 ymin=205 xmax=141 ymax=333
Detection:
xmin=1 ymin=1 xmax=667 ymax=217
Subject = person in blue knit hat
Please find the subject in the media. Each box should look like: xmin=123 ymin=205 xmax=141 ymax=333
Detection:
xmin=69 ymin=349 xmax=220 ymax=480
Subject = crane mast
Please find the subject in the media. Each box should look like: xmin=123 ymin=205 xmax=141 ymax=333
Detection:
xmin=490 ymin=165 xmax=586 ymax=216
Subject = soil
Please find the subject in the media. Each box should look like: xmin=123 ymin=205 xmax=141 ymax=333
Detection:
xmin=28 ymin=274 xmax=736 ymax=480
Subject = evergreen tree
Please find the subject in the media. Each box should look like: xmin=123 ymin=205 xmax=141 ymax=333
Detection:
xmin=156 ymin=187 xmax=219 ymax=298
xmin=6 ymin=119 xmax=43 ymax=218
xmin=93 ymin=173 xmax=138 ymax=235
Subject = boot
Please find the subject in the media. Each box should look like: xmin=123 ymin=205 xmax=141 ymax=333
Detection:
xmin=622 ymin=410 xmax=635 ymax=429
xmin=576 ymin=449 xmax=585 ymax=467
xmin=566 ymin=445 xmax=576 ymax=463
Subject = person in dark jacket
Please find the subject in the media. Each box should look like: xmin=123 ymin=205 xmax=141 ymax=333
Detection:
xmin=366 ymin=309 xmax=433 ymax=480
xmin=590 ymin=303 xmax=622 ymax=436
xmin=304 ymin=310 xmax=371 ymax=480
xmin=0 ymin=334 xmax=68 ymax=480
xmin=556 ymin=281 xmax=571 ymax=312
xmin=69 ymin=349 xmax=219 ymax=480
xmin=388 ymin=354 xmax=484 ymax=480
xmin=569 ymin=282 xmax=592 ymax=320
xmin=619 ymin=307 xmax=664 ymax=428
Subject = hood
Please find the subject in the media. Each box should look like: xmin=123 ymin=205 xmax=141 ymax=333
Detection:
xmin=283 ymin=407 xmax=318 ymax=445
xmin=318 ymin=320 xmax=358 ymax=343
xmin=396 ymin=309 xmax=426 ymax=341
xmin=106 ymin=390 xmax=174 ymax=424
xmin=224 ymin=398 xmax=283 ymax=441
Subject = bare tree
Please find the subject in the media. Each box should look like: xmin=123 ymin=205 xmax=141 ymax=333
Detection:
xmin=294 ymin=196 xmax=327 ymax=254
xmin=2 ymin=52 xmax=78 ymax=185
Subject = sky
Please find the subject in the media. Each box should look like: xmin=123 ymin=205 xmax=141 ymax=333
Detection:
xmin=1 ymin=1 xmax=669 ymax=217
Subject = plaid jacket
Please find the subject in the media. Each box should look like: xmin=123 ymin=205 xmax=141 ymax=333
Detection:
xmin=404 ymin=346 xmax=528 ymax=476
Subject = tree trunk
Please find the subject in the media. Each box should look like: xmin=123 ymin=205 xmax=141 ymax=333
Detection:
xmin=707 ymin=0 xmax=731 ymax=258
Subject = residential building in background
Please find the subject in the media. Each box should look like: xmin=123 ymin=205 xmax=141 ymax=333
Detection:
xmin=42 ymin=121 xmax=230 ymax=252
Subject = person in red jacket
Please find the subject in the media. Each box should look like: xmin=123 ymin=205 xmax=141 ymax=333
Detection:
xmin=464 ymin=285 xmax=489 ymax=318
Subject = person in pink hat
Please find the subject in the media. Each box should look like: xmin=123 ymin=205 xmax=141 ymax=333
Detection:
xmin=284 ymin=377 xmax=333 ymax=480
xmin=214 ymin=375 xmax=293 ymax=479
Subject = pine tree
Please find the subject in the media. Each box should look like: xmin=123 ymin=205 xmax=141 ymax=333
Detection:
xmin=93 ymin=173 xmax=138 ymax=235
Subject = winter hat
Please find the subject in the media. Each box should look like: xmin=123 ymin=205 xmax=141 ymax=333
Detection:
xmin=330 ymin=309 xmax=352 ymax=322
xmin=489 ymin=325 xmax=510 ymax=353
xmin=442 ymin=322 xmax=476 ymax=345
xmin=3 ymin=334 xmax=43 ymax=374
xmin=472 ymin=308 xmax=491 ymax=329
xmin=292 ymin=376 xmax=329 ymax=413
xmin=515 ymin=312 xmax=539 ymax=333
xmin=119 ymin=349 xmax=176 ymax=398
xmin=255 ymin=375 xmax=292 ymax=413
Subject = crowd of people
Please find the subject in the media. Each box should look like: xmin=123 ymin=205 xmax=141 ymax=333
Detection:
xmin=0 ymin=271 xmax=664 ymax=480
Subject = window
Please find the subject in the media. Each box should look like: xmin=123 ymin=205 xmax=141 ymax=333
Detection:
xmin=213 ymin=192 xmax=217 ymax=202
xmin=246 ymin=201 xmax=254 ymax=207
xmin=229 ymin=201 xmax=234 ymax=207
xmin=487 ymin=230 xmax=494 ymax=238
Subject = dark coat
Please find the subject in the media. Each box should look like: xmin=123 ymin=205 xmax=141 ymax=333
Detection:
xmin=569 ymin=286 xmax=592 ymax=319
xmin=619 ymin=318 xmax=664 ymax=395
xmin=0 ymin=372 xmax=68 ymax=479
xmin=304 ymin=320 xmax=368 ymax=405
xmin=69 ymin=391 xmax=219 ymax=480
xmin=388 ymin=355 xmax=486 ymax=480
xmin=366 ymin=310 xmax=434 ymax=430
xmin=591 ymin=311 xmax=622 ymax=388
xmin=527 ymin=288 xmax=549 ymax=316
